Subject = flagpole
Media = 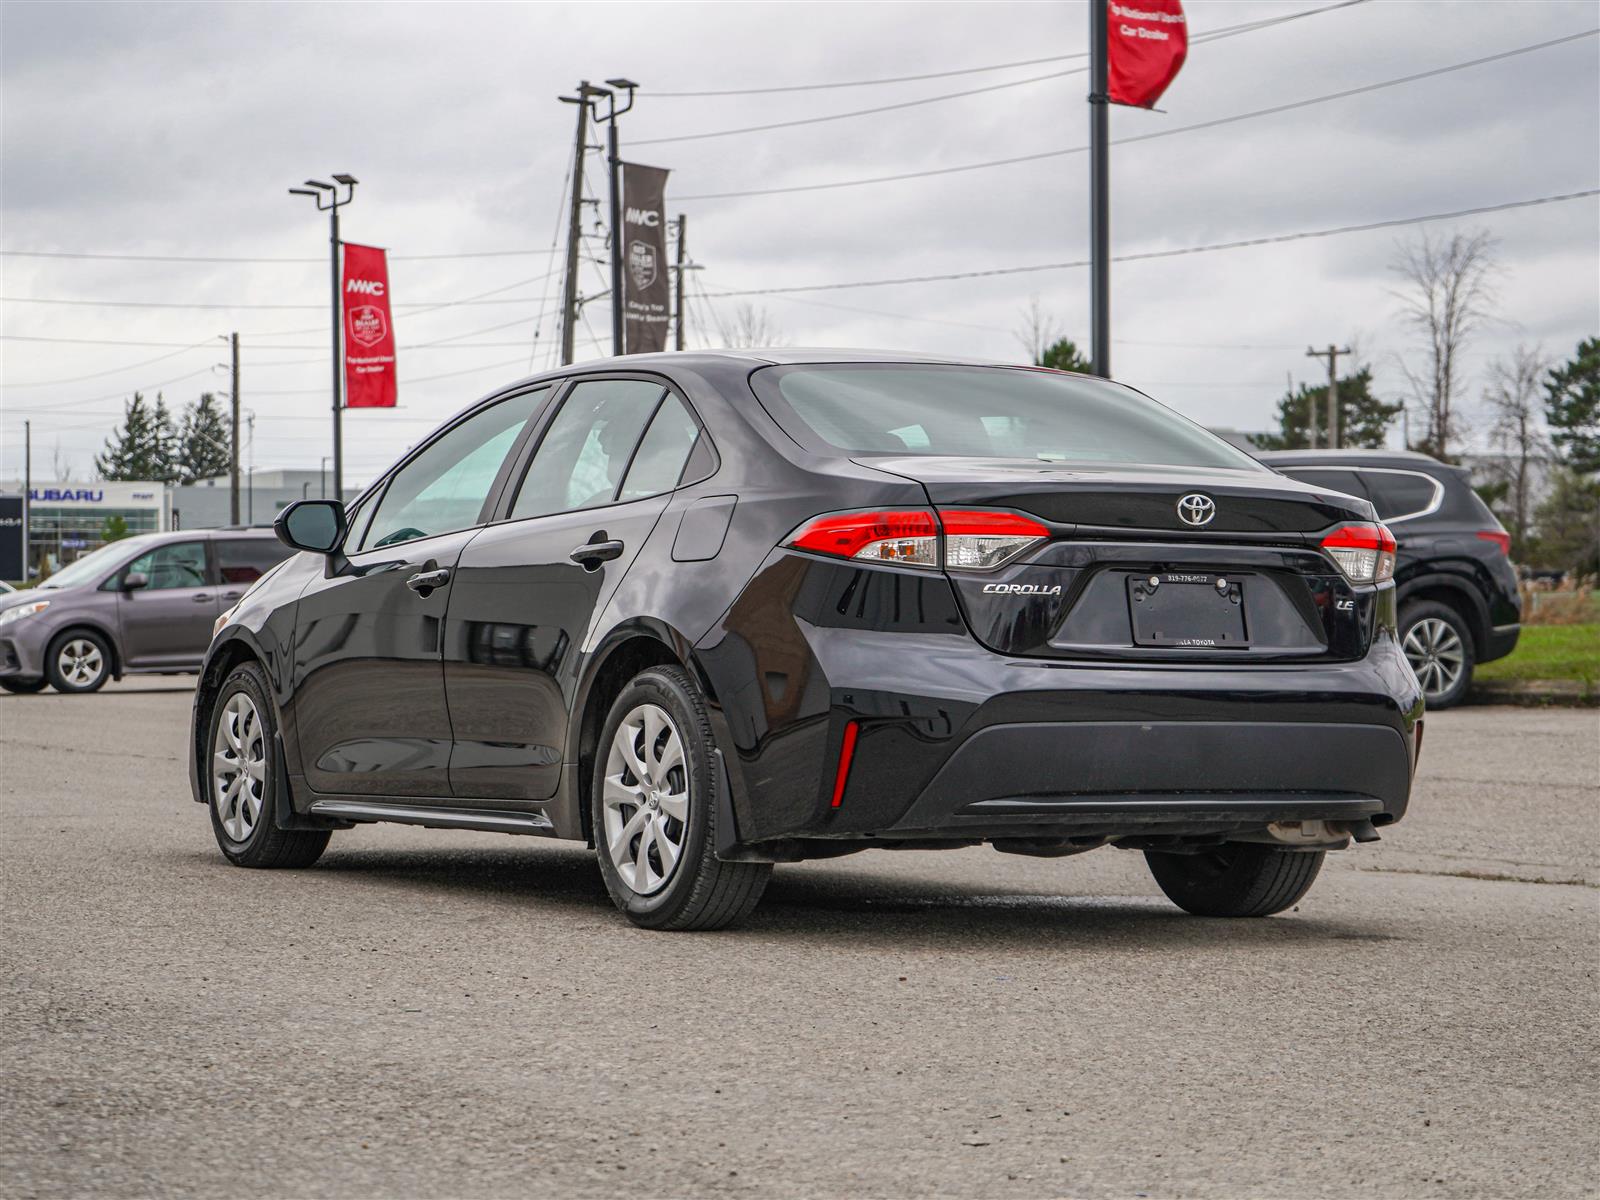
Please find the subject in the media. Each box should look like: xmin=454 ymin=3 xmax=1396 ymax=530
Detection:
xmin=1089 ymin=0 xmax=1111 ymax=379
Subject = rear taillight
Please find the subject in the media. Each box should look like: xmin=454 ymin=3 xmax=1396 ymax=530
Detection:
xmin=787 ymin=509 xmax=939 ymax=567
xmin=1321 ymin=522 xmax=1397 ymax=584
xmin=1476 ymin=529 xmax=1511 ymax=556
xmin=786 ymin=508 xmax=1048 ymax=572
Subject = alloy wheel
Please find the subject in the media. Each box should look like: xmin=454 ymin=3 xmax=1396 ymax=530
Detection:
xmin=1403 ymin=616 xmax=1466 ymax=699
xmin=212 ymin=692 xmax=267 ymax=842
xmin=602 ymin=703 xmax=690 ymax=896
xmin=57 ymin=638 xmax=104 ymax=688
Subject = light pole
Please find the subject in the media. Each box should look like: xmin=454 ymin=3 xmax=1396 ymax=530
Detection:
xmin=288 ymin=174 xmax=357 ymax=504
xmin=584 ymin=80 xmax=637 ymax=356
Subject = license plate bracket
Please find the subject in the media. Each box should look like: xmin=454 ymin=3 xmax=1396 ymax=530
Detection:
xmin=1128 ymin=572 xmax=1250 ymax=648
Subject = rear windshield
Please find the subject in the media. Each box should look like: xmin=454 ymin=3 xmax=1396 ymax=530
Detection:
xmin=752 ymin=364 xmax=1261 ymax=471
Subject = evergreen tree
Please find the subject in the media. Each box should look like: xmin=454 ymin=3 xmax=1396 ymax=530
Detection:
xmin=174 ymin=392 xmax=233 ymax=485
xmin=1531 ymin=468 xmax=1600 ymax=577
xmin=1037 ymin=337 xmax=1093 ymax=373
xmin=1251 ymin=367 xmax=1402 ymax=451
xmin=94 ymin=393 xmax=178 ymax=482
xmin=101 ymin=514 xmax=131 ymax=542
xmin=1543 ymin=337 xmax=1600 ymax=476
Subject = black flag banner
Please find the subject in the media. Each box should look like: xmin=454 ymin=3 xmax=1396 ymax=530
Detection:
xmin=620 ymin=162 xmax=671 ymax=354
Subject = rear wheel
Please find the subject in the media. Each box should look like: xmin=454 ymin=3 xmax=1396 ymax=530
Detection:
xmin=1145 ymin=843 xmax=1324 ymax=917
xmin=206 ymin=662 xmax=330 ymax=868
xmin=592 ymin=666 xmax=771 ymax=930
xmin=45 ymin=630 xmax=111 ymax=693
xmin=1401 ymin=601 xmax=1474 ymax=709
xmin=0 ymin=676 xmax=47 ymax=694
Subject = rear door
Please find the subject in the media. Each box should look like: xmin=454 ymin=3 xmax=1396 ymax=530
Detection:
xmin=115 ymin=538 xmax=219 ymax=667
xmin=289 ymin=388 xmax=547 ymax=798
xmin=444 ymin=376 xmax=708 ymax=801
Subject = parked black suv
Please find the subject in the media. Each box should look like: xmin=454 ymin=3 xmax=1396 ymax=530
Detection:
xmin=190 ymin=353 xmax=1422 ymax=930
xmin=1257 ymin=450 xmax=1520 ymax=707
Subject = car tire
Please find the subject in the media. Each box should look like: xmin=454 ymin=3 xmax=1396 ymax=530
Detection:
xmin=206 ymin=662 xmax=331 ymax=869
xmin=1145 ymin=843 xmax=1324 ymax=917
xmin=45 ymin=629 xmax=112 ymax=693
xmin=592 ymin=665 xmax=771 ymax=931
xmin=1400 ymin=600 xmax=1475 ymax=709
xmin=0 ymin=676 xmax=47 ymax=694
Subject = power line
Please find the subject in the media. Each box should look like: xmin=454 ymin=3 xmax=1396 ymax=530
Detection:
xmin=675 ymin=27 xmax=1600 ymax=201
xmin=0 ymin=340 xmax=215 ymax=387
xmin=646 ymin=1 xmax=1369 ymax=98
xmin=0 ymin=247 xmax=563 ymax=264
xmin=701 ymin=188 xmax=1600 ymax=297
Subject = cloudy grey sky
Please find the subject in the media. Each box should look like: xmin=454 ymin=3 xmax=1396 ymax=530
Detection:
xmin=2 ymin=0 xmax=1597 ymax=486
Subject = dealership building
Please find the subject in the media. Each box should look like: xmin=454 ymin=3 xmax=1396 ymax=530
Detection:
xmin=0 ymin=470 xmax=360 ymax=582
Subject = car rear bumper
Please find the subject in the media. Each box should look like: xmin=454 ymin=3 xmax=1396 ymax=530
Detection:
xmin=1484 ymin=621 xmax=1520 ymax=664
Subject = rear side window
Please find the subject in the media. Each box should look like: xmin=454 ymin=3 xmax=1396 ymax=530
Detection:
xmin=509 ymin=379 xmax=666 ymax=519
xmin=215 ymin=539 xmax=292 ymax=584
xmin=619 ymin=395 xmax=700 ymax=502
xmin=753 ymin=364 xmax=1262 ymax=471
xmin=1281 ymin=469 xmax=1370 ymax=502
xmin=1361 ymin=470 xmax=1440 ymax=520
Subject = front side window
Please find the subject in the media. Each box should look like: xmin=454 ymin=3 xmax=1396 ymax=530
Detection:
xmin=753 ymin=364 xmax=1263 ymax=472
xmin=509 ymin=379 xmax=666 ymax=520
xmin=361 ymin=389 xmax=547 ymax=551
xmin=124 ymin=541 xmax=209 ymax=590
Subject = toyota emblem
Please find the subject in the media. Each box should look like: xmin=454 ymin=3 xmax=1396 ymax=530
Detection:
xmin=1176 ymin=493 xmax=1216 ymax=527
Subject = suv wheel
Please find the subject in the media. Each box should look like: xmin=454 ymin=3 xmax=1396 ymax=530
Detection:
xmin=592 ymin=666 xmax=771 ymax=930
xmin=46 ymin=630 xmax=111 ymax=693
xmin=0 ymin=676 xmax=47 ymax=694
xmin=1145 ymin=843 xmax=1324 ymax=917
xmin=1401 ymin=601 xmax=1474 ymax=709
xmin=207 ymin=662 xmax=331 ymax=868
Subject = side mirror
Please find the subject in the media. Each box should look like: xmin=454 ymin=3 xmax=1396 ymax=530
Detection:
xmin=274 ymin=499 xmax=347 ymax=555
xmin=122 ymin=572 xmax=149 ymax=591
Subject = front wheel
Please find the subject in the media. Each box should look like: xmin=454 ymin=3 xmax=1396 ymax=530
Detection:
xmin=0 ymin=676 xmax=47 ymax=694
xmin=206 ymin=662 xmax=330 ymax=869
xmin=46 ymin=630 xmax=111 ymax=693
xmin=1145 ymin=843 xmax=1324 ymax=917
xmin=592 ymin=666 xmax=770 ymax=931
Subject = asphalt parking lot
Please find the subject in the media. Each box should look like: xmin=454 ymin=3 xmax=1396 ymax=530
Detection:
xmin=2 ymin=680 xmax=1596 ymax=1199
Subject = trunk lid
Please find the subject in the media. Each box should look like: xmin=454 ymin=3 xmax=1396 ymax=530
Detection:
xmin=860 ymin=456 xmax=1379 ymax=662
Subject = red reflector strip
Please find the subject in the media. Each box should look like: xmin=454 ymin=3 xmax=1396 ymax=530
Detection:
xmin=1476 ymin=529 xmax=1511 ymax=555
xmin=830 ymin=719 xmax=860 ymax=808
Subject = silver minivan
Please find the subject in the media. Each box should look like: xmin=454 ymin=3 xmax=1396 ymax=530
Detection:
xmin=0 ymin=528 xmax=289 ymax=694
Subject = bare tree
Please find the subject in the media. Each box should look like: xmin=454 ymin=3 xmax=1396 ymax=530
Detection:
xmin=1483 ymin=344 xmax=1550 ymax=549
xmin=709 ymin=303 xmax=789 ymax=349
xmin=50 ymin=441 xmax=75 ymax=483
xmin=1390 ymin=229 xmax=1498 ymax=459
xmin=1014 ymin=295 xmax=1061 ymax=366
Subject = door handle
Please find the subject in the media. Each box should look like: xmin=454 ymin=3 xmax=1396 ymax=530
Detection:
xmin=569 ymin=539 xmax=624 ymax=570
xmin=192 ymin=593 xmax=215 ymax=603
xmin=405 ymin=567 xmax=452 ymax=595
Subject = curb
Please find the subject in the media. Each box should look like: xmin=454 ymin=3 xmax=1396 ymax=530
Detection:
xmin=1467 ymin=679 xmax=1597 ymax=708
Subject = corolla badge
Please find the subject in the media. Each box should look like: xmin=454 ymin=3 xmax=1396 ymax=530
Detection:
xmin=1176 ymin=493 xmax=1216 ymax=527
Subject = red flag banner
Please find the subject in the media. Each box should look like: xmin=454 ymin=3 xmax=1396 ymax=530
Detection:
xmin=341 ymin=242 xmax=397 ymax=409
xmin=1107 ymin=0 xmax=1187 ymax=109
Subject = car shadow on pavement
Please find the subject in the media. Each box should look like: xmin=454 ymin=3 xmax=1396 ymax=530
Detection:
xmin=258 ymin=842 xmax=1386 ymax=949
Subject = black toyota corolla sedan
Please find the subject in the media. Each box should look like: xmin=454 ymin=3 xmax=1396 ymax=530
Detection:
xmin=190 ymin=351 xmax=1423 ymax=930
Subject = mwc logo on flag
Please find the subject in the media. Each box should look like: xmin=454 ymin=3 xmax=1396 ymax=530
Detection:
xmin=1107 ymin=0 xmax=1188 ymax=109
xmin=340 ymin=244 xmax=397 ymax=408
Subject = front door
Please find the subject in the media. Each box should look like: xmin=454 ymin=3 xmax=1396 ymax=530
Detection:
xmin=288 ymin=387 xmax=548 ymax=798
xmin=115 ymin=539 xmax=220 ymax=668
xmin=445 ymin=377 xmax=707 ymax=800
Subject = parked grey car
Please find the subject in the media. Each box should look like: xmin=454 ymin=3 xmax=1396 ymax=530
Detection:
xmin=0 ymin=528 xmax=290 ymax=694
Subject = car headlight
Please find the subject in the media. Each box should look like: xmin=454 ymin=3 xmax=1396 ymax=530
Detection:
xmin=0 ymin=600 xmax=49 ymax=627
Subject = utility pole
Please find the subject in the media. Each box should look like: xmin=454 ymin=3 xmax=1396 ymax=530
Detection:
xmin=583 ymin=79 xmax=638 ymax=357
xmin=22 ymin=420 xmax=30 ymax=580
xmin=288 ymin=174 xmax=358 ymax=505
xmin=673 ymin=213 xmax=687 ymax=351
xmin=1306 ymin=343 xmax=1351 ymax=449
xmin=1088 ymin=0 xmax=1111 ymax=378
xmin=558 ymin=83 xmax=600 ymax=366
xmin=228 ymin=332 xmax=240 ymax=524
